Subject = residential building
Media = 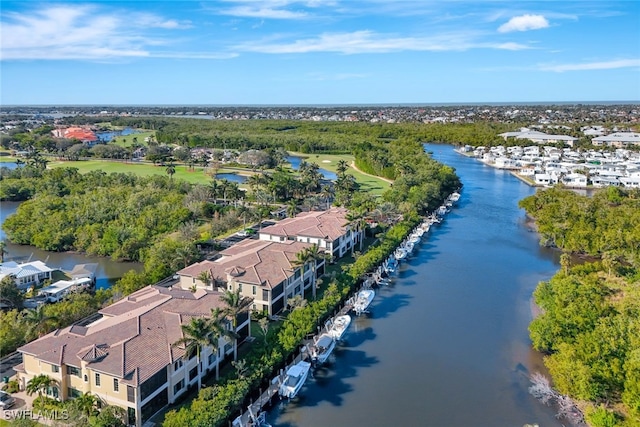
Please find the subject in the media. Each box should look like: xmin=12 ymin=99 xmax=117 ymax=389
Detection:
xmin=177 ymin=239 xmax=318 ymax=315
xmin=498 ymin=129 xmax=578 ymax=146
xmin=258 ymin=207 xmax=361 ymax=260
xmin=15 ymin=286 xmax=247 ymax=427
xmin=592 ymin=132 xmax=640 ymax=147
xmin=0 ymin=261 xmax=56 ymax=290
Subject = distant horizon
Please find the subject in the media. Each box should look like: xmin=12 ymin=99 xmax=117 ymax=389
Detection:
xmin=3 ymin=101 xmax=639 ymax=108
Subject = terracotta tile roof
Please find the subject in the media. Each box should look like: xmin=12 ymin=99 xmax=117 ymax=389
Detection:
xmin=259 ymin=207 xmax=350 ymax=241
xmin=18 ymin=286 xmax=227 ymax=386
xmin=177 ymin=239 xmax=312 ymax=289
xmin=63 ymin=127 xmax=97 ymax=142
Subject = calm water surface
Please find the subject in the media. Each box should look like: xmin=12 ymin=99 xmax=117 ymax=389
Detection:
xmin=0 ymin=201 xmax=143 ymax=290
xmin=286 ymin=155 xmax=337 ymax=180
xmin=267 ymin=144 xmax=561 ymax=426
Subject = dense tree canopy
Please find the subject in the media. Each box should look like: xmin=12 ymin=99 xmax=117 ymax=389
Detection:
xmin=523 ymin=187 xmax=640 ymax=425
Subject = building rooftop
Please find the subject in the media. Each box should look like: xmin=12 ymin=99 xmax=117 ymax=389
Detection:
xmin=177 ymin=239 xmax=312 ymax=289
xmin=258 ymin=207 xmax=350 ymax=241
xmin=18 ymin=286 xmax=227 ymax=386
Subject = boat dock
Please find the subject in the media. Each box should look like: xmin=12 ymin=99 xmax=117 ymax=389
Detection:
xmin=233 ymin=302 xmax=354 ymax=427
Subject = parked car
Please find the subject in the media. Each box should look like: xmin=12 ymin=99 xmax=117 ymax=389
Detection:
xmin=0 ymin=390 xmax=16 ymax=409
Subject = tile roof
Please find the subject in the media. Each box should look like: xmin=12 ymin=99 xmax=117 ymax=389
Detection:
xmin=18 ymin=286 xmax=227 ymax=386
xmin=177 ymin=239 xmax=312 ymax=289
xmin=258 ymin=207 xmax=350 ymax=241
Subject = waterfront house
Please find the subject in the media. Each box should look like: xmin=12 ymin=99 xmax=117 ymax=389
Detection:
xmin=177 ymin=239 xmax=319 ymax=315
xmin=0 ymin=260 xmax=56 ymax=290
xmin=15 ymin=285 xmax=247 ymax=427
xmin=258 ymin=207 xmax=361 ymax=261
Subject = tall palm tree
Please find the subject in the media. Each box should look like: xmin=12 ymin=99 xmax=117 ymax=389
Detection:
xmin=0 ymin=240 xmax=6 ymax=262
xmin=304 ymin=244 xmax=328 ymax=300
xmin=208 ymin=307 xmax=234 ymax=380
xmin=172 ymin=317 xmax=216 ymax=390
xmin=26 ymin=374 xmax=56 ymax=400
xmin=336 ymin=159 xmax=349 ymax=176
xmin=220 ymin=289 xmax=253 ymax=361
xmin=165 ymin=162 xmax=176 ymax=181
xmin=24 ymin=305 xmax=59 ymax=339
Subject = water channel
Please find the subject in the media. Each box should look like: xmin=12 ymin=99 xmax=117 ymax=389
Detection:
xmin=286 ymin=155 xmax=337 ymax=181
xmin=0 ymin=201 xmax=143 ymax=290
xmin=266 ymin=144 xmax=562 ymax=426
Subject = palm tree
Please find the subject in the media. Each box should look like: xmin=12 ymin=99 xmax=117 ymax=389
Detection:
xmin=336 ymin=160 xmax=349 ymax=176
xmin=0 ymin=240 xmax=6 ymax=262
xmin=165 ymin=159 xmax=176 ymax=181
xmin=172 ymin=317 xmax=216 ymax=390
xmin=286 ymin=200 xmax=298 ymax=218
xmin=208 ymin=307 xmax=234 ymax=380
xmin=24 ymin=305 xmax=59 ymax=339
xmin=70 ymin=391 xmax=98 ymax=418
xmin=26 ymin=374 xmax=56 ymax=400
xmin=220 ymin=289 xmax=253 ymax=361
xmin=302 ymin=244 xmax=328 ymax=300
xmin=196 ymin=270 xmax=214 ymax=290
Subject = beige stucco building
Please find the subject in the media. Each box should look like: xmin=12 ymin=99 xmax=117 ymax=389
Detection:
xmin=16 ymin=286 xmax=248 ymax=426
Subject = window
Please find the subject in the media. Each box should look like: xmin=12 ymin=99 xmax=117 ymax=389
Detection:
xmin=262 ymin=289 xmax=269 ymax=301
xmin=252 ymin=285 xmax=256 ymax=295
xmin=174 ymin=359 xmax=182 ymax=371
xmin=238 ymin=283 xmax=242 ymax=292
xmin=95 ymin=373 xmax=101 ymax=387
xmin=189 ymin=367 xmax=198 ymax=381
xmin=67 ymin=366 xmax=81 ymax=377
xmin=173 ymin=379 xmax=184 ymax=394
xmin=51 ymin=364 xmax=59 ymax=373
xmin=68 ymin=387 xmax=81 ymax=399
xmin=113 ymin=379 xmax=119 ymax=392
xmin=127 ymin=386 xmax=135 ymax=403
xmin=208 ymin=353 xmax=217 ymax=366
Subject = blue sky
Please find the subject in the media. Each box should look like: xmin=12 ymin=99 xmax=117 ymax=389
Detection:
xmin=1 ymin=0 xmax=639 ymax=105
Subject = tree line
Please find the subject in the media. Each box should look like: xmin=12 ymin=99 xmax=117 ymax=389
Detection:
xmin=520 ymin=186 xmax=640 ymax=426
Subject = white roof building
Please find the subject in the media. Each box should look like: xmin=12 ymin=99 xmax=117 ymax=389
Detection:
xmin=591 ymin=132 xmax=640 ymax=147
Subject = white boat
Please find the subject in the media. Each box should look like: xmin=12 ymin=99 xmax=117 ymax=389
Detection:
xmin=327 ymin=314 xmax=352 ymax=340
xmin=353 ymin=289 xmax=375 ymax=315
xmin=279 ymin=360 xmax=312 ymax=399
xmin=311 ymin=333 xmax=336 ymax=364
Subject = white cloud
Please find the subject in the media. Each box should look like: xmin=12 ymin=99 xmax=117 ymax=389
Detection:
xmin=498 ymin=14 xmax=549 ymax=33
xmin=539 ymin=59 xmax=640 ymax=72
xmin=215 ymin=0 xmax=338 ymax=19
xmin=234 ymin=30 xmax=531 ymax=54
xmin=0 ymin=5 xmax=203 ymax=60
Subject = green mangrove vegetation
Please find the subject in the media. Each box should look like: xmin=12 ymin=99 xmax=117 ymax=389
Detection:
xmin=520 ymin=186 xmax=640 ymax=426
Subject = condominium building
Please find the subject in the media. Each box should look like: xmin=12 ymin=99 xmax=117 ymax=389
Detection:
xmin=16 ymin=286 xmax=248 ymax=427
xmin=177 ymin=239 xmax=319 ymax=315
xmin=258 ymin=207 xmax=361 ymax=260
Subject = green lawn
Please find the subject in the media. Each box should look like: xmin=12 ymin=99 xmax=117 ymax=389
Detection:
xmin=109 ymin=131 xmax=155 ymax=147
xmin=7 ymin=150 xmax=391 ymax=195
xmin=48 ymin=160 xmax=221 ymax=185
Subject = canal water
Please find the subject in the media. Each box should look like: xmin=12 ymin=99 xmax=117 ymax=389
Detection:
xmin=266 ymin=144 xmax=562 ymax=426
xmin=0 ymin=201 xmax=143 ymax=290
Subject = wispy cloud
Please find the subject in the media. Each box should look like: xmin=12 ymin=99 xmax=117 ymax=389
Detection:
xmin=498 ymin=14 xmax=549 ymax=33
xmin=0 ymin=4 xmax=203 ymax=60
xmin=539 ymin=59 xmax=640 ymax=72
xmin=234 ymin=30 xmax=531 ymax=54
xmin=215 ymin=0 xmax=336 ymax=19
